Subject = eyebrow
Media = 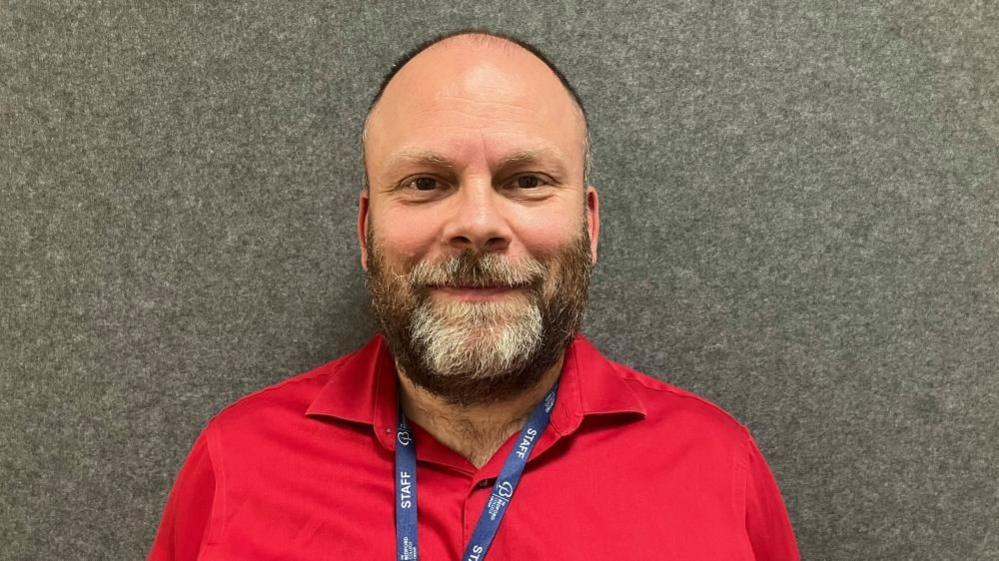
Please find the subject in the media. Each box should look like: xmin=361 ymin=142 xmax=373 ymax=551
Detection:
xmin=382 ymin=148 xmax=569 ymax=182
xmin=499 ymin=149 xmax=568 ymax=174
xmin=386 ymin=151 xmax=458 ymax=174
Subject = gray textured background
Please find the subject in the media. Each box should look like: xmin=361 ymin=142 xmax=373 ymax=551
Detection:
xmin=2 ymin=1 xmax=997 ymax=560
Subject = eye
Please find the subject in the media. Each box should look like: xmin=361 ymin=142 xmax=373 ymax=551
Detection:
xmin=403 ymin=177 xmax=442 ymax=191
xmin=511 ymin=175 xmax=546 ymax=189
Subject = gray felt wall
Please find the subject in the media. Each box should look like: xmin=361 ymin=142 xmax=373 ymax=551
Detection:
xmin=2 ymin=1 xmax=997 ymax=559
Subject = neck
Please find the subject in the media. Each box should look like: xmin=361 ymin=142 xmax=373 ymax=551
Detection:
xmin=397 ymin=358 xmax=563 ymax=469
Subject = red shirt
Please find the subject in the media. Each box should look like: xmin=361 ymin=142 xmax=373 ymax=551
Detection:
xmin=148 ymin=335 xmax=799 ymax=560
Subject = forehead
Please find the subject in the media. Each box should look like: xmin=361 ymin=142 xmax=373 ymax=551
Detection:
xmin=364 ymin=39 xmax=586 ymax=176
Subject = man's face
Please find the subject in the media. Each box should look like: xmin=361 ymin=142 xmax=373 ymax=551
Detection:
xmin=359 ymin=38 xmax=600 ymax=405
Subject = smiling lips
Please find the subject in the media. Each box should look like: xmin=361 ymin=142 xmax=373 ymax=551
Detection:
xmin=432 ymin=285 xmax=524 ymax=302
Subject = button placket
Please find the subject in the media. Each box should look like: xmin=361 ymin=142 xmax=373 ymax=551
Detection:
xmin=464 ymin=477 xmax=493 ymax=544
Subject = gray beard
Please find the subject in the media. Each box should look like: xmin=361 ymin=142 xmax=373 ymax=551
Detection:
xmin=366 ymin=230 xmax=592 ymax=406
xmin=410 ymin=296 xmax=544 ymax=382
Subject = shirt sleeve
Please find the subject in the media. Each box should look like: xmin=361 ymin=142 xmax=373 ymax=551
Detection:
xmin=147 ymin=429 xmax=217 ymax=561
xmin=743 ymin=434 xmax=800 ymax=561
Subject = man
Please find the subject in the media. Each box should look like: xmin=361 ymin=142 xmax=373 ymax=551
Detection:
xmin=148 ymin=30 xmax=800 ymax=561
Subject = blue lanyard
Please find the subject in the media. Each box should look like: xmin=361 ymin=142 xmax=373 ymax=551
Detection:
xmin=395 ymin=382 xmax=558 ymax=561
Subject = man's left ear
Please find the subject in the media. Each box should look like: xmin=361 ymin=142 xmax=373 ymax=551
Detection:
xmin=357 ymin=189 xmax=370 ymax=271
xmin=585 ymin=186 xmax=600 ymax=265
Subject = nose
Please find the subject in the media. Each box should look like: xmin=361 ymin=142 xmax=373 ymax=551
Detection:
xmin=441 ymin=180 xmax=511 ymax=254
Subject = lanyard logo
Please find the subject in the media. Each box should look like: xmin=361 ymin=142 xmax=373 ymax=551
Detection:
xmin=397 ymin=430 xmax=412 ymax=446
xmin=494 ymin=481 xmax=514 ymax=499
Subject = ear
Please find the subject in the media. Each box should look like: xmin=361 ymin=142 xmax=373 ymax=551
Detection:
xmin=357 ymin=190 xmax=370 ymax=271
xmin=585 ymin=186 xmax=600 ymax=265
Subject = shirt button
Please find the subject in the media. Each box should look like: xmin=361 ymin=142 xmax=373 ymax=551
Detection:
xmin=476 ymin=479 xmax=494 ymax=489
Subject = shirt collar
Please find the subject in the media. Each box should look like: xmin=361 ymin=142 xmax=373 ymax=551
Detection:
xmin=548 ymin=333 xmax=647 ymax=435
xmin=304 ymin=335 xmax=397 ymax=443
xmin=305 ymin=333 xmax=646 ymax=439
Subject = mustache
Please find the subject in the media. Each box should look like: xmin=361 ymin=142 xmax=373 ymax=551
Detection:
xmin=406 ymin=252 xmax=547 ymax=289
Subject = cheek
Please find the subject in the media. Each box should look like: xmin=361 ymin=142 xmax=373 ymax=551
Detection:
xmin=514 ymin=210 xmax=584 ymax=256
xmin=372 ymin=210 xmax=442 ymax=264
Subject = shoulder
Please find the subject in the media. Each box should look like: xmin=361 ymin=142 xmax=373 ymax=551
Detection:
xmin=205 ymin=349 xmax=357 ymax=431
xmin=608 ymin=358 xmax=753 ymax=448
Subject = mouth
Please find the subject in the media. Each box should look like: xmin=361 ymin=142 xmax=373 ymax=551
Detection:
xmin=429 ymin=285 xmax=526 ymax=302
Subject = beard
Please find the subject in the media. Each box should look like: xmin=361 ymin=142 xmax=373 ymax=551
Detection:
xmin=365 ymin=228 xmax=593 ymax=406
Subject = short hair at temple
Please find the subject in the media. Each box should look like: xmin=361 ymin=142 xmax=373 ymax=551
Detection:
xmin=362 ymin=29 xmax=592 ymax=185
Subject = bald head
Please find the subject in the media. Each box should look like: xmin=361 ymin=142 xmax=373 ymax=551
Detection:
xmin=363 ymin=31 xmax=590 ymax=189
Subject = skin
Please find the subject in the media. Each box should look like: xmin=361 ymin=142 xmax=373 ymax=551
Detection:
xmin=358 ymin=34 xmax=600 ymax=467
